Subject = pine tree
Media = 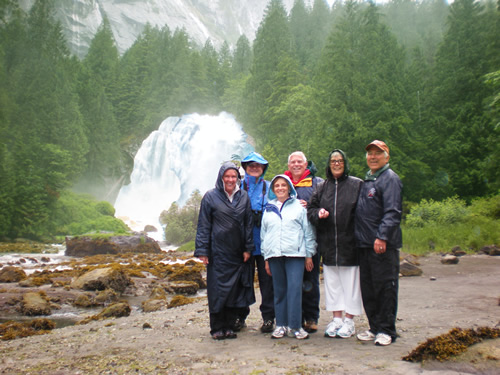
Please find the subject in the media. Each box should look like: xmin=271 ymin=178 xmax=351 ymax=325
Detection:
xmin=427 ymin=0 xmax=496 ymax=199
xmin=243 ymin=0 xmax=293 ymax=136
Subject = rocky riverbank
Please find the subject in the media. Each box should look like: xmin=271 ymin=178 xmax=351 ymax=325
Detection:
xmin=1 ymin=253 xmax=499 ymax=374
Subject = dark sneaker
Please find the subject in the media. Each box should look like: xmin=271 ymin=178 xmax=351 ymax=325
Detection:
xmin=232 ymin=318 xmax=246 ymax=332
xmin=260 ymin=320 xmax=274 ymax=333
xmin=303 ymin=321 xmax=318 ymax=333
xmin=212 ymin=330 xmax=225 ymax=340
xmin=224 ymin=329 xmax=237 ymax=339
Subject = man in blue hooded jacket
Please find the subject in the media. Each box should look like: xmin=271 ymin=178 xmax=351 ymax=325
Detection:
xmin=236 ymin=151 xmax=275 ymax=333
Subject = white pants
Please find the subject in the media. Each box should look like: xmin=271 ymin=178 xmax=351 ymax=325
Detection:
xmin=323 ymin=265 xmax=363 ymax=316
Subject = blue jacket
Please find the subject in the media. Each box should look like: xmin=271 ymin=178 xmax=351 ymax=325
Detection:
xmin=260 ymin=175 xmax=317 ymax=260
xmin=354 ymin=164 xmax=403 ymax=249
xmin=195 ymin=162 xmax=255 ymax=313
xmin=241 ymin=152 xmax=270 ymax=256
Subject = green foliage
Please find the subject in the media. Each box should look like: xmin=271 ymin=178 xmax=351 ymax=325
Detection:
xmin=402 ymin=195 xmax=500 ymax=254
xmin=161 ymin=190 xmax=202 ymax=246
xmin=468 ymin=194 xmax=500 ymax=219
xmin=95 ymin=201 xmax=116 ymax=217
xmin=177 ymin=241 xmax=195 ymax=252
xmin=405 ymin=196 xmax=469 ymax=227
xmin=51 ymin=191 xmax=128 ymax=236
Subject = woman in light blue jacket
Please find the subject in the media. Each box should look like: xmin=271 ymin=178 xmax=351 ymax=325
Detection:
xmin=260 ymin=174 xmax=317 ymax=340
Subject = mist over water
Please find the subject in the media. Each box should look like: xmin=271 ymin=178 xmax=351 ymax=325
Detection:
xmin=114 ymin=112 xmax=254 ymax=240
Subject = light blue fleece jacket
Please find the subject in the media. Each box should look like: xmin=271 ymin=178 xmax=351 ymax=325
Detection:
xmin=260 ymin=174 xmax=317 ymax=260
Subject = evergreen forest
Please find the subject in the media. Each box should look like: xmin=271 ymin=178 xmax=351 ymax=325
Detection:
xmin=0 ymin=0 xmax=498 ymax=241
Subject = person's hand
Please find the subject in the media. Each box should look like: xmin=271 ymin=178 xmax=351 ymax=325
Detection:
xmin=374 ymin=238 xmax=387 ymax=254
xmin=265 ymin=260 xmax=272 ymax=276
xmin=299 ymin=199 xmax=307 ymax=208
xmin=199 ymin=256 xmax=209 ymax=265
xmin=318 ymin=208 xmax=329 ymax=219
xmin=305 ymin=257 xmax=313 ymax=272
xmin=243 ymin=251 xmax=250 ymax=262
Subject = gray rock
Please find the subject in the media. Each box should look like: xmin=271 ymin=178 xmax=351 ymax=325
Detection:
xmin=169 ymin=281 xmax=199 ymax=295
xmin=65 ymin=234 xmax=161 ymax=257
xmin=399 ymin=259 xmax=423 ymax=277
xmin=71 ymin=267 xmax=131 ymax=293
xmin=19 ymin=292 xmax=51 ymax=316
xmin=441 ymin=254 xmax=459 ymax=264
xmin=0 ymin=266 xmax=27 ymax=283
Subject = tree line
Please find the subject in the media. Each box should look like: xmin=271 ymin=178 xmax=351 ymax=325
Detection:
xmin=0 ymin=0 xmax=498 ymax=240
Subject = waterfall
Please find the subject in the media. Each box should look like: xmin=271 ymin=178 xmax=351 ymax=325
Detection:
xmin=114 ymin=112 xmax=254 ymax=241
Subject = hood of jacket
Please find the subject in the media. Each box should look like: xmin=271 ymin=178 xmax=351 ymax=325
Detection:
xmin=325 ymin=149 xmax=351 ymax=181
xmin=241 ymin=151 xmax=269 ymax=178
xmin=268 ymin=174 xmax=297 ymax=201
xmin=215 ymin=161 xmax=241 ymax=192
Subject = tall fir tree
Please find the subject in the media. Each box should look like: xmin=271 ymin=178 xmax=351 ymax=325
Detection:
xmin=426 ymin=0 xmax=496 ymax=199
xmin=243 ymin=0 xmax=293 ymax=137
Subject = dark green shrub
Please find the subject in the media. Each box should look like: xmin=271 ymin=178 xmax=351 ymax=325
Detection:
xmin=51 ymin=191 xmax=128 ymax=236
xmin=95 ymin=201 xmax=115 ymax=216
xmin=406 ymin=196 xmax=469 ymax=227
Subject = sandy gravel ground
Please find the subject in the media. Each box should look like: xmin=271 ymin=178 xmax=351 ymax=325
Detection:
xmin=1 ymin=253 xmax=499 ymax=375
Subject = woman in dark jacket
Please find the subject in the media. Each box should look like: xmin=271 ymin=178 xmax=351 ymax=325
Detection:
xmin=195 ymin=162 xmax=256 ymax=340
xmin=307 ymin=149 xmax=363 ymax=339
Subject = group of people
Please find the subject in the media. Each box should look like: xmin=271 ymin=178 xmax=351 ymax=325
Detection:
xmin=194 ymin=140 xmax=402 ymax=346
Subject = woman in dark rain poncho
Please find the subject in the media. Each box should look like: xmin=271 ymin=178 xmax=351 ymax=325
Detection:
xmin=195 ymin=162 xmax=256 ymax=340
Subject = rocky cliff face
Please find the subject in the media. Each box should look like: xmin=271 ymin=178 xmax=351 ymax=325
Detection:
xmin=20 ymin=0 xmax=300 ymax=58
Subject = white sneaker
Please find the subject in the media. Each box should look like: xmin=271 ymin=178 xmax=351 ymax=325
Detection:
xmin=337 ymin=319 xmax=355 ymax=338
xmin=357 ymin=330 xmax=376 ymax=341
xmin=271 ymin=326 xmax=286 ymax=339
xmin=288 ymin=327 xmax=309 ymax=340
xmin=324 ymin=319 xmax=343 ymax=338
xmin=374 ymin=333 xmax=392 ymax=346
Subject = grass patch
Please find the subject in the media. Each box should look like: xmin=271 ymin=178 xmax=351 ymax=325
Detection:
xmin=402 ymin=195 xmax=499 ymax=255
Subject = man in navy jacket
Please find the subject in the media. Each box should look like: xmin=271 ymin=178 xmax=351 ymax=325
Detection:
xmin=355 ymin=140 xmax=402 ymax=346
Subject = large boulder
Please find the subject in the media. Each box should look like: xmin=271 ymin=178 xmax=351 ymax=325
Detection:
xmin=71 ymin=267 xmax=131 ymax=293
xmin=19 ymin=292 xmax=51 ymax=316
xmin=65 ymin=234 xmax=161 ymax=257
xmin=0 ymin=266 xmax=27 ymax=283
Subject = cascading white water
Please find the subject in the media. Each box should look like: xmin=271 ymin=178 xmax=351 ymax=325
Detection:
xmin=114 ymin=112 xmax=254 ymax=241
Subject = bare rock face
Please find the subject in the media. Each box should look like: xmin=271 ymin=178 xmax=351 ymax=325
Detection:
xmin=19 ymin=292 xmax=51 ymax=316
xmin=0 ymin=266 xmax=27 ymax=283
xmin=65 ymin=234 xmax=161 ymax=257
xmin=71 ymin=267 xmax=131 ymax=293
xmin=399 ymin=259 xmax=423 ymax=277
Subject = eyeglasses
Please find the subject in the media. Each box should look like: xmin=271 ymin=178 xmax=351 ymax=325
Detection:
xmin=330 ymin=159 xmax=344 ymax=165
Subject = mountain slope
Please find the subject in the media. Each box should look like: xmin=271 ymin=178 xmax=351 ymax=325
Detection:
xmin=20 ymin=0 xmax=302 ymax=58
